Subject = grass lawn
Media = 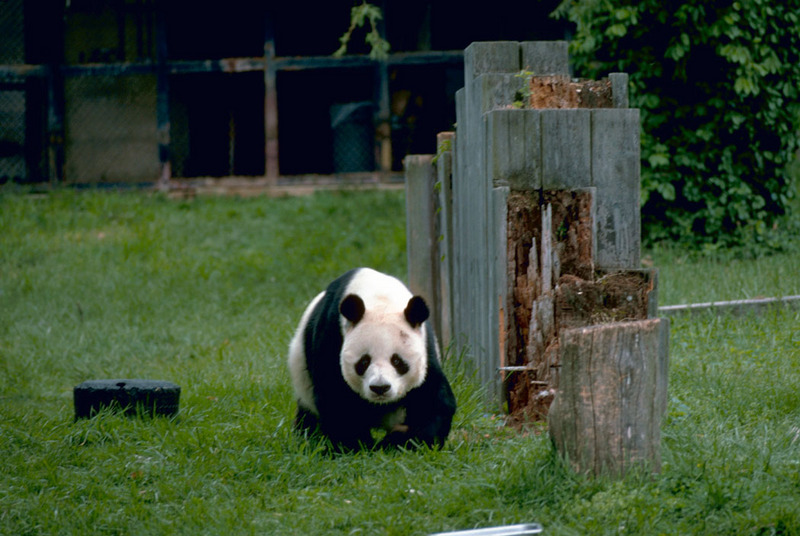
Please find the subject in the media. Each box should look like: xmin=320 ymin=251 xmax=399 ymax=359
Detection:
xmin=1 ymin=189 xmax=799 ymax=535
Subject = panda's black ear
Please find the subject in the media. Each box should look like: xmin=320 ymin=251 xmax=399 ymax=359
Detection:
xmin=340 ymin=294 xmax=366 ymax=325
xmin=404 ymin=296 xmax=429 ymax=327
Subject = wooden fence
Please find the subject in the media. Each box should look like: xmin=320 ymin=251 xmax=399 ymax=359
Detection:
xmin=406 ymin=41 xmax=670 ymax=477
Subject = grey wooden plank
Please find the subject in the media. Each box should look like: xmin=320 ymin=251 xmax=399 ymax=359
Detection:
xmin=609 ymin=73 xmax=629 ymax=108
xmin=436 ymin=132 xmax=455 ymax=350
xmin=520 ymin=41 xmax=570 ymax=75
xmin=486 ymin=109 xmax=543 ymax=190
xmin=452 ymin=90 xmax=467 ymax=350
xmin=471 ymin=114 xmax=488 ymax=387
xmin=470 ymin=75 xmax=526 ymax=381
xmin=541 ymin=109 xmax=592 ymax=190
xmin=478 ymin=185 xmax=505 ymax=406
xmin=404 ymin=154 xmax=439 ymax=336
xmin=591 ymin=108 xmax=641 ymax=270
xmin=462 ymin=74 xmax=490 ymax=385
xmin=491 ymin=186 xmax=510 ymax=408
xmin=464 ymin=41 xmax=520 ymax=81
xmin=477 ymin=103 xmax=494 ymax=397
xmin=474 ymin=73 xmax=524 ymax=114
xmin=465 ymin=75 xmax=523 ymax=390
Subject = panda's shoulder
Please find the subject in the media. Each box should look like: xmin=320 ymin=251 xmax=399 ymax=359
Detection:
xmin=307 ymin=268 xmax=363 ymax=321
xmin=343 ymin=268 xmax=410 ymax=303
xmin=325 ymin=268 xmax=364 ymax=297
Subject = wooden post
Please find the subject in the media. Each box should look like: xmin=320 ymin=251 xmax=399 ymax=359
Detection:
xmin=461 ymin=42 xmax=525 ymax=403
xmin=373 ymin=5 xmax=392 ymax=172
xmin=548 ymin=318 xmax=670 ymax=477
xmin=464 ymin=41 xmax=520 ymax=80
xmin=46 ymin=66 xmax=64 ymax=184
xmin=155 ymin=4 xmax=170 ymax=189
xmin=404 ymin=154 xmax=441 ymax=340
xmin=541 ymin=109 xmax=591 ymax=190
xmin=520 ymin=41 xmax=570 ymax=75
xmin=405 ymin=43 xmax=664 ymax=443
xmin=487 ymin=109 xmax=543 ymax=191
xmin=452 ymin=89 xmax=466 ymax=352
xmin=264 ymin=11 xmax=279 ymax=182
xmin=436 ymin=132 xmax=455 ymax=349
xmin=591 ymin=108 xmax=641 ymax=270
xmin=609 ymin=73 xmax=629 ymax=108
xmin=374 ymin=61 xmax=392 ymax=172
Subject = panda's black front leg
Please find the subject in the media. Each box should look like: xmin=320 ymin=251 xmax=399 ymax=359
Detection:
xmin=294 ymin=405 xmax=320 ymax=436
xmin=390 ymin=374 xmax=456 ymax=449
xmin=376 ymin=409 xmax=448 ymax=450
xmin=319 ymin=414 xmax=376 ymax=452
xmin=377 ymin=424 xmax=416 ymax=449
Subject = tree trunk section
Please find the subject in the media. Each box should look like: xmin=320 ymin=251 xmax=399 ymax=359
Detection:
xmin=548 ymin=318 xmax=669 ymax=477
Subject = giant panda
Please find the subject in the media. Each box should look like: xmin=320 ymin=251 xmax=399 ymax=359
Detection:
xmin=288 ymin=267 xmax=456 ymax=451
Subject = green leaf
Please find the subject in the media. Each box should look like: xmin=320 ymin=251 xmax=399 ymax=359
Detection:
xmin=734 ymin=76 xmax=758 ymax=95
xmin=554 ymin=0 xmax=799 ymax=248
xmin=606 ymin=23 xmax=627 ymax=37
xmin=648 ymin=153 xmax=670 ymax=168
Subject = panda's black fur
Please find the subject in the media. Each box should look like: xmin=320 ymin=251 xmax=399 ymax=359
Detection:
xmin=289 ymin=268 xmax=456 ymax=451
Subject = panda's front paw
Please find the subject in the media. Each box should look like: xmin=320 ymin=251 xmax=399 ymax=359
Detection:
xmin=391 ymin=423 xmax=409 ymax=434
xmin=377 ymin=427 xmax=415 ymax=449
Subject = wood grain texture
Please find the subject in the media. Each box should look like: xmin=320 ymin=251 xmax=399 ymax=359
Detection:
xmin=464 ymin=41 xmax=521 ymax=81
xmin=609 ymin=72 xmax=629 ymax=109
xmin=487 ymin=109 xmax=543 ymax=190
xmin=436 ymin=132 xmax=455 ymax=349
xmin=404 ymin=154 xmax=440 ymax=337
xmin=520 ymin=41 xmax=570 ymax=76
xmin=548 ymin=318 xmax=669 ymax=477
xmin=541 ymin=109 xmax=592 ymax=190
xmin=591 ymin=108 xmax=641 ymax=270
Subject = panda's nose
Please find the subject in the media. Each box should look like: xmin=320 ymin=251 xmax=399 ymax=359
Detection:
xmin=370 ymin=384 xmax=390 ymax=396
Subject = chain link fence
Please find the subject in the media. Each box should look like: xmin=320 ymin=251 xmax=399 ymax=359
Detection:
xmin=63 ymin=72 xmax=160 ymax=183
xmin=59 ymin=2 xmax=161 ymax=184
xmin=0 ymin=2 xmax=433 ymax=185
xmin=0 ymin=0 xmax=30 ymax=183
xmin=331 ymin=101 xmax=375 ymax=173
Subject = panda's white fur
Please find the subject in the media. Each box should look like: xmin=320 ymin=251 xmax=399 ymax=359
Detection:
xmin=288 ymin=291 xmax=325 ymax=414
xmin=288 ymin=268 xmax=428 ymax=412
xmin=338 ymin=268 xmax=429 ymax=404
xmin=287 ymin=267 xmax=456 ymax=450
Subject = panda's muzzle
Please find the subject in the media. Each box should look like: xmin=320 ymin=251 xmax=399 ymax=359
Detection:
xmin=369 ymin=383 xmax=391 ymax=396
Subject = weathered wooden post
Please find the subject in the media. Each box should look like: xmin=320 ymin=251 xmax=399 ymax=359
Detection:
xmin=405 ymin=41 xmax=670 ymax=477
xmin=405 ymin=154 xmax=441 ymax=340
xmin=548 ymin=319 xmax=670 ymax=476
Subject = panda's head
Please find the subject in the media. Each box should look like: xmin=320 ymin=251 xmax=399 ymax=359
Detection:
xmin=338 ymin=293 xmax=429 ymax=404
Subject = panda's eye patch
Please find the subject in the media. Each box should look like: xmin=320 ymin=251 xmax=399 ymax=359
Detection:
xmin=355 ymin=354 xmax=371 ymax=376
xmin=391 ymin=354 xmax=410 ymax=375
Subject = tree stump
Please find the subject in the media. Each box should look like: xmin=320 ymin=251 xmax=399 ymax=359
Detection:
xmin=548 ymin=318 xmax=669 ymax=477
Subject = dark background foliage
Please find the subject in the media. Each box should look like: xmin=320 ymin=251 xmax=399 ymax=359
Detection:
xmin=554 ymin=0 xmax=800 ymax=248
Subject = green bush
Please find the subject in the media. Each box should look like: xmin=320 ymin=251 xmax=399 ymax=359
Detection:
xmin=554 ymin=0 xmax=800 ymax=248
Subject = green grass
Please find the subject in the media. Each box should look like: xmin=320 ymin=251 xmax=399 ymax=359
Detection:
xmin=2 ymin=189 xmax=800 ymax=535
xmin=646 ymin=243 xmax=800 ymax=306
